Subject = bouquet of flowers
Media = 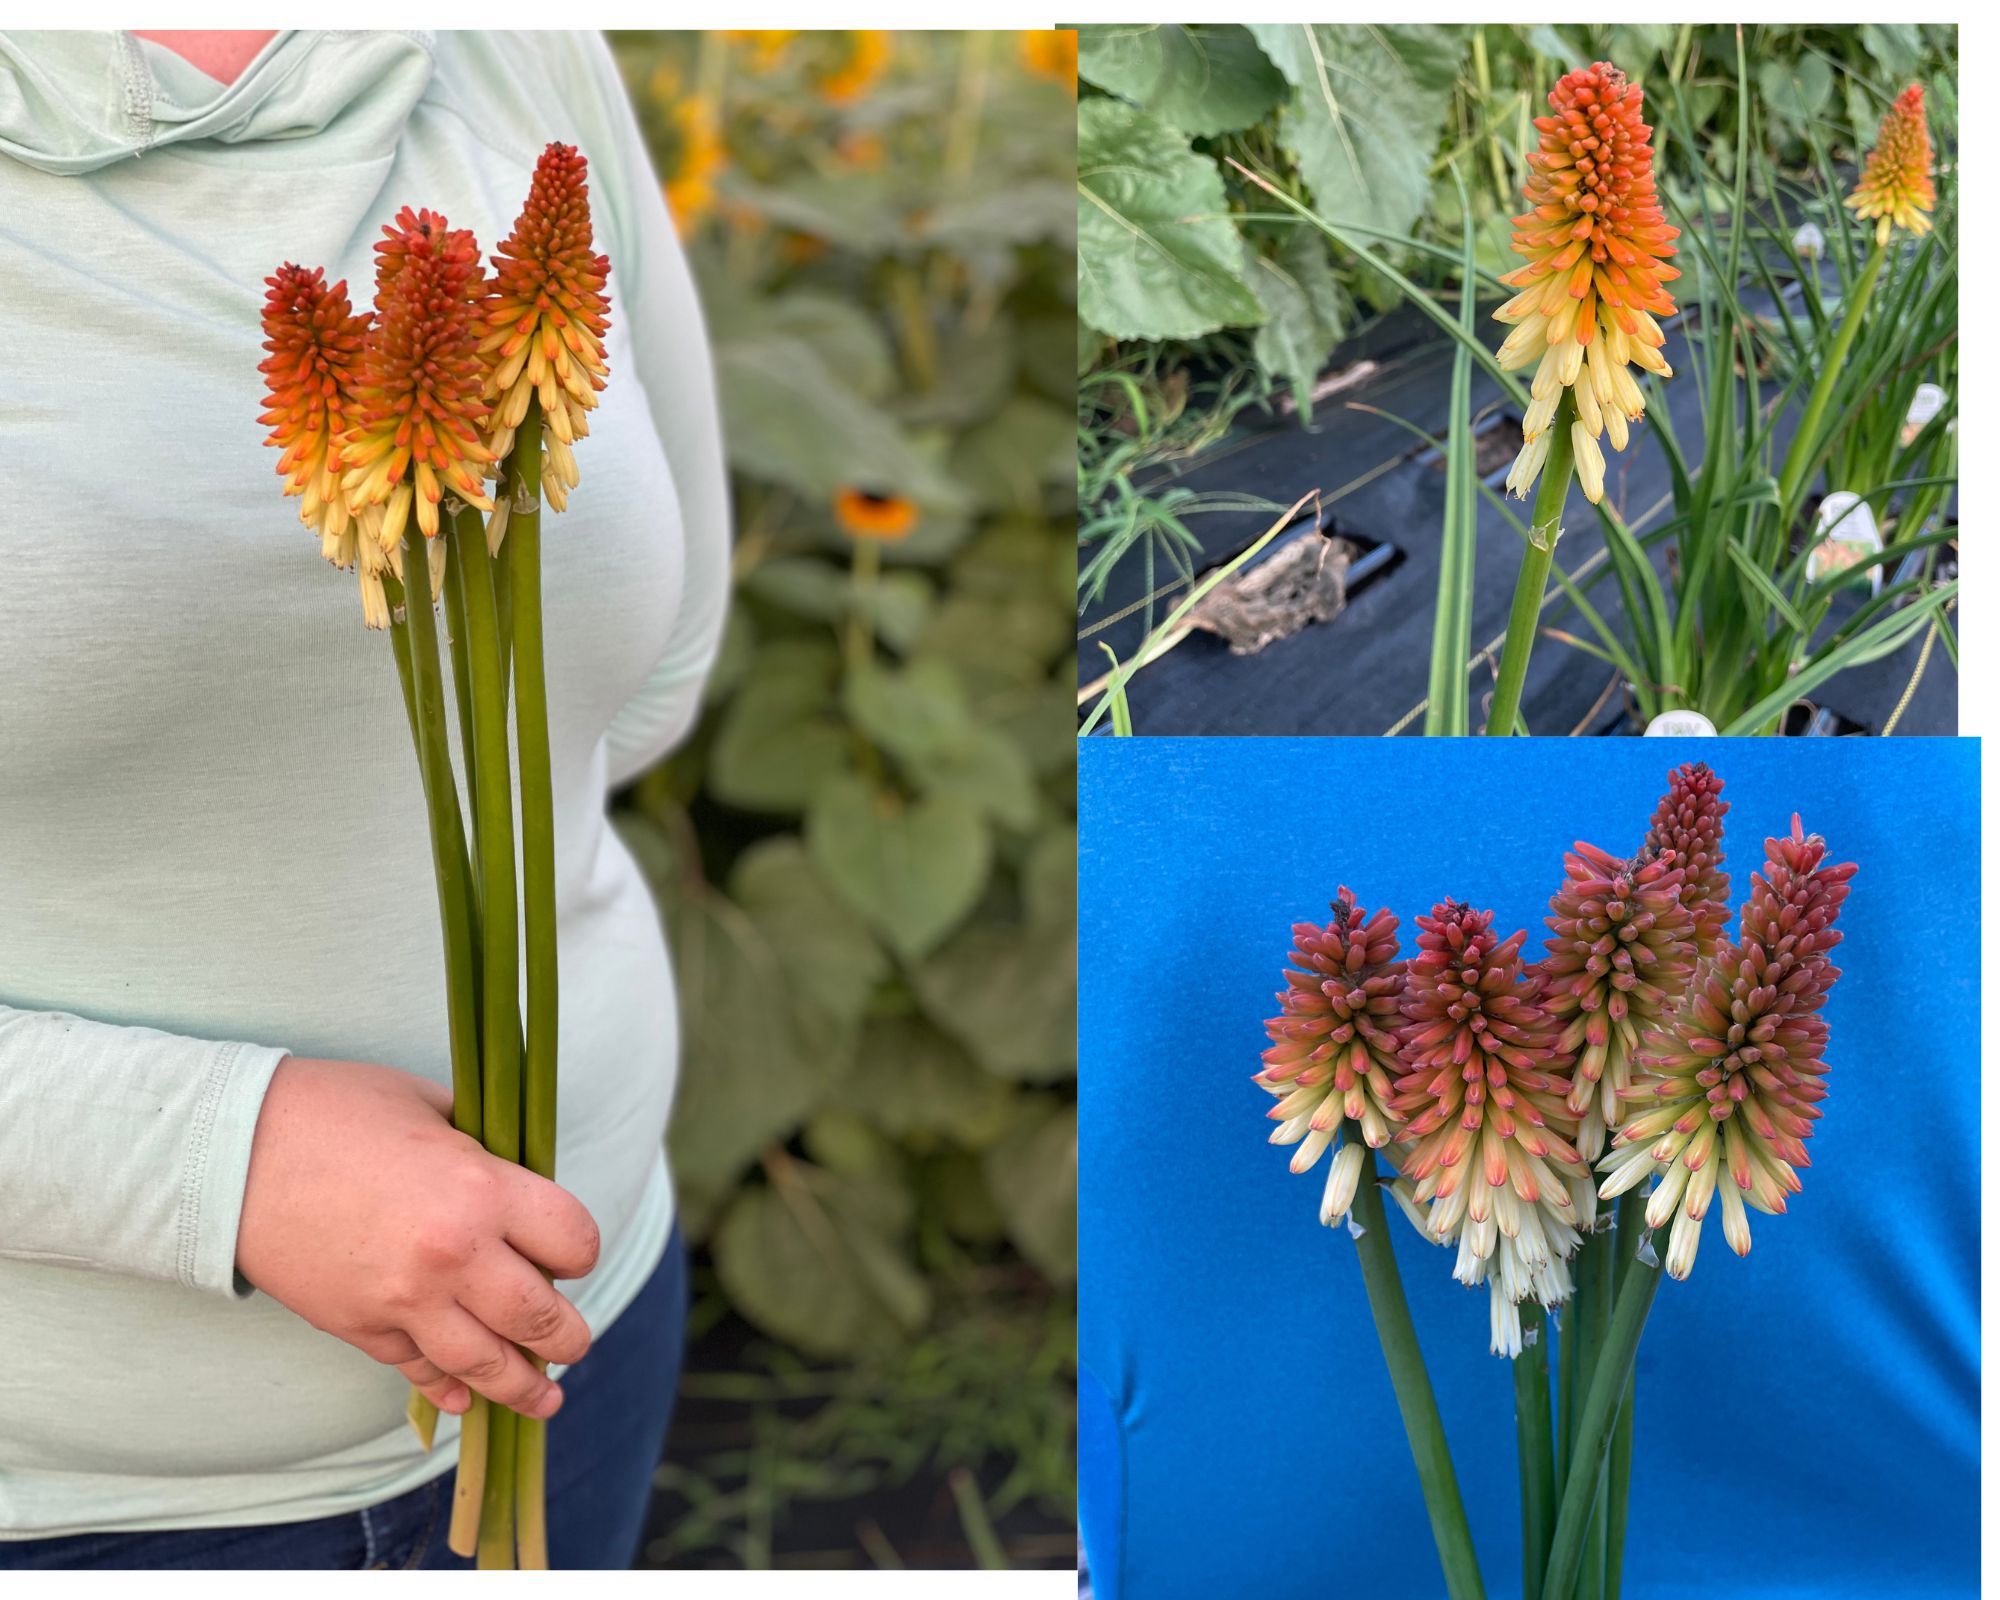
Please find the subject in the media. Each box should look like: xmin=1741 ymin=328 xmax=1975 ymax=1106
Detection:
xmin=1256 ymin=763 xmax=1855 ymax=1599
xmin=256 ymin=143 xmax=612 ymax=1570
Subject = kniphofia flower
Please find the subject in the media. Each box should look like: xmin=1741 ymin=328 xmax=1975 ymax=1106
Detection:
xmin=1598 ymin=818 xmax=1855 ymax=1281
xmin=1540 ymin=843 xmax=1698 ymax=1160
xmin=1642 ymin=762 xmax=1731 ymax=958
xmin=1391 ymin=903 xmax=1591 ymax=1356
xmin=341 ymin=208 xmax=494 ymax=625
xmin=1256 ymin=892 xmax=1406 ymax=1229
xmin=258 ymin=264 xmax=370 ymax=557
xmin=1846 ymin=84 xmax=1936 ymax=245
xmin=481 ymin=143 xmax=612 ymax=522
xmin=1496 ymin=62 xmax=1679 ymax=506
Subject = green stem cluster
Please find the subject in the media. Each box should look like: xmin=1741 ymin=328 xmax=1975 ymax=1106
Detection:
xmin=1487 ymin=400 xmax=1577 ymax=735
xmin=386 ymin=415 xmax=558 ymax=1569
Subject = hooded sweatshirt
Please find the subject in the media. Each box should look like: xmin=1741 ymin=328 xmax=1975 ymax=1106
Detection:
xmin=0 ymin=30 xmax=728 ymax=1537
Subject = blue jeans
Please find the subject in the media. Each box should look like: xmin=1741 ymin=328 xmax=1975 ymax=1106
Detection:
xmin=3 ymin=1226 xmax=686 ymax=1570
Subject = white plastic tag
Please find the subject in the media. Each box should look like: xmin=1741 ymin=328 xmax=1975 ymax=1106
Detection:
xmin=1809 ymin=491 xmax=1883 ymax=596
xmin=1902 ymin=382 xmax=1949 ymax=445
xmin=1792 ymin=221 xmax=1825 ymax=258
xmin=1644 ymin=710 xmax=1717 ymax=737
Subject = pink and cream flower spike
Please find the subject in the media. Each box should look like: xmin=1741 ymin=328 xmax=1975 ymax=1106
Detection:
xmin=1597 ymin=818 xmax=1855 ymax=1280
xmin=1389 ymin=902 xmax=1593 ymax=1357
xmin=1256 ymin=892 xmax=1406 ymax=1230
xmin=1540 ymin=843 xmax=1699 ymax=1162
xmin=1641 ymin=762 xmax=1731 ymax=960
xmin=1495 ymin=62 xmax=1679 ymax=506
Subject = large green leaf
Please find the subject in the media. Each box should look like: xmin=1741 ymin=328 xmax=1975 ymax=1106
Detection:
xmin=1249 ymin=228 xmax=1348 ymax=418
xmin=1077 ymin=24 xmax=1288 ymax=136
xmin=707 ymin=640 xmax=853 ymax=814
xmin=844 ymin=1015 xmax=1016 ymax=1147
xmin=805 ymin=775 xmax=993 ymax=960
xmin=1759 ymin=53 xmax=1833 ymax=134
xmin=728 ymin=837 xmax=890 ymax=1034
xmin=1247 ymin=24 xmax=1464 ymax=240
xmin=982 ymin=1099 xmax=1078 ymax=1285
xmin=1077 ymin=99 xmax=1265 ymax=341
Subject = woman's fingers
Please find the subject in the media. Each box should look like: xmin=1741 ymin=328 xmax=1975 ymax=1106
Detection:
xmin=458 ymin=1249 xmax=593 ymax=1369
xmin=500 ymin=1170 xmax=601 ymax=1281
xmin=355 ymin=1330 xmax=472 ymax=1416
xmin=415 ymin=1304 xmax=565 ymax=1420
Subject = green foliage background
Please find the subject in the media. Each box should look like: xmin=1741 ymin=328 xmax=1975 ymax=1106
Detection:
xmin=602 ymin=30 xmax=1077 ymax=1543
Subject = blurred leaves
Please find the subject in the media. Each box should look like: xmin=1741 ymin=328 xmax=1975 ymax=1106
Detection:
xmin=610 ymin=30 xmax=1076 ymax=1367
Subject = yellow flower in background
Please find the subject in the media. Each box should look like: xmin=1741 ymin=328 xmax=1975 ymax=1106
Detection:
xmin=1495 ymin=62 xmax=1680 ymax=506
xmin=818 ymin=31 xmax=892 ymax=105
xmin=1020 ymin=29 xmax=1078 ymax=95
xmin=835 ymin=487 xmax=919 ymax=542
xmin=1846 ymin=84 xmax=1935 ymax=245
xmin=725 ymin=30 xmax=794 ymax=69
xmin=663 ymin=96 xmax=725 ymax=238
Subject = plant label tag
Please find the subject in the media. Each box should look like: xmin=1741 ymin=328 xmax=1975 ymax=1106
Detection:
xmin=1808 ymin=491 xmax=1883 ymax=596
xmin=1903 ymin=382 xmax=1949 ymax=445
xmin=1643 ymin=710 xmax=1716 ymax=737
xmin=1792 ymin=221 xmax=1825 ymax=259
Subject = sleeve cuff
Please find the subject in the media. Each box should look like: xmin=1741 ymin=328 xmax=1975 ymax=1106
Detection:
xmin=177 ymin=1041 xmax=290 ymax=1298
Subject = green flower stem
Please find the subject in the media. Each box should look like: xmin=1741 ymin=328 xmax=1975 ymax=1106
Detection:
xmin=515 ymin=1418 xmax=549 ymax=1570
xmin=1486 ymin=398 xmax=1576 ymax=735
xmin=476 ymin=1402 xmax=518 ymax=1569
xmin=1776 ymin=238 xmax=1888 ymax=517
xmin=1541 ymin=1257 xmax=1660 ymax=1600
xmin=1573 ymin=1229 xmax=1615 ymax=1600
xmin=1604 ymin=1193 xmax=1645 ymax=1600
xmin=443 ymin=526 xmax=483 ymax=897
xmin=448 ymin=1395 xmax=491 ymax=1557
xmin=1350 ymin=1150 xmax=1486 ymax=1600
xmin=1513 ymin=1302 xmax=1556 ymax=1600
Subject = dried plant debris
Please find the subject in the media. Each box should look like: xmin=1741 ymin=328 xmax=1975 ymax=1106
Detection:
xmin=1187 ymin=532 xmax=1358 ymax=654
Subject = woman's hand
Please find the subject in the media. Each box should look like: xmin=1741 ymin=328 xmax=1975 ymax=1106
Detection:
xmin=236 ymin=1056 xmax=600 ymax=1422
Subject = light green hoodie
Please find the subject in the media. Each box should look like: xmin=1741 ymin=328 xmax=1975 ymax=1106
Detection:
xmin=0 ymin=30 xmax=728 ymax=1537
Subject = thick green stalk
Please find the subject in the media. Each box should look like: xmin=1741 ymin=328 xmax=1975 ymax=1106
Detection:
xmin=454 ymin=520 xmax=522 ymax=1168
xmin=1350 ymin=1150 xmax=1486 ymax=1600
xmin=448 ymin=1395 xmax=490 ymax=1557
xmin=1776 ymin=239 xmax=1887 ymax=516
xmin=1487 ymin=401 xmax=1576 ymax=735
xmin=442 ymin=526 xmax=482 ymax=892
xmin=1541 ymin=1259 xmax=1660 ymax=1600
xmin=1513 ymin=1302 xmax=1556 ymax=1600
xmin=1603 ymin=1193 xmax=1644 ymax=1600
xmin=516 ymin=1418 xmax=549 ymax=1569
xmin=477 ymin=1403 xmax=518 ymax=1569
xmin=1573 ymin=1230 xmax=1614 ymax=1600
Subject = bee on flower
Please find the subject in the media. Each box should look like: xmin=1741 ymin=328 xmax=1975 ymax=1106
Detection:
xmin=1390 ymin=902 xmax=1592 ymax=1357
xmin=1496 ymin=62 xmax=1680 ymax=507
xmin=1847 ymin=83 xmax=1936 ymax=245
xmin=1256 ymin=892 xmax=1407 ymax=1230
xmin=1597 ymin=818 xmax=1855 ymax=1280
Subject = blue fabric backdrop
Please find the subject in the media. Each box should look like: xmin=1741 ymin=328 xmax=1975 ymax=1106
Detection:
xmin=1078 ymin=737 xmax=1978 ymax=1600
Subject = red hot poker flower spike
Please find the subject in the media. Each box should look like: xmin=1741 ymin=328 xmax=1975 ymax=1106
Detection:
xmin=481 ymin=142 xmax=612 ymax=520
xmin=1847 ymin=84 xmax=1936 ymax=246
xmin=341 ymin=207 xmax=495 ymax=626
xmin=1642 ymin=762 xmax=1731 ymax=959
xmin=258 ymin=264 xmax=371 ymax=557
xmin=1540 ymin=842 xmax=1699 ymax=1160
xmin=1256 ymin=890 xmax=1406 ymax=1229
xmin=1391 ymin=902 xmax=1590 ymax=1357
xmin=1599 ymin=817 xmax=1855 ymax=1280
xmin=1495 ymin=61 xmax=1680 ymax=505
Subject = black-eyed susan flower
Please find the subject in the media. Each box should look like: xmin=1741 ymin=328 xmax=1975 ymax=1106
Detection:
xmin=341 ymin=208 xmax=494 ymax=626
xmin=817 ymin=31 xmax=891 ymax=105
xmin=1392 ymin=902 xmax=1592 ymax=1357
xmin=835 ymin=487 xmax=919 ymax=542
xmin=1256 ymin=892 xmax=1407 ymax=1229
xmin=1641 ymin=762 xmax=1731 ymax=958
xmin=1540 ymin=843 xmax=1699 ymax=1160
xmin=1496 ymin=62 xmax=1679 ymax=506
xmin=1846 ymin=84 xmax=1936 ymax=245
xmin=258 ymin=263 xmax=369 ymax=559
xmin=1598 ymin=818 xmax=1855 ymax=1280
xmin=480 ymin=143 xmax=612 ymax=520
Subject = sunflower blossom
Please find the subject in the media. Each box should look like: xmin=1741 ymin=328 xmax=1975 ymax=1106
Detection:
xmin=1540 ymin=843 xmax=1699 ymax=1161
xmin=258 ymin=264 xmax=370 ymax=558
xmin=1391 ymin=902 xmax=1592 ymax=1357
xmin=481 ymin=143 xmax=612 ymax=522
xmin=1598 ymin=818 xmax=1856 ymax=1280
xmin=1496 ymin=61 xmax=1679 ymax=506
xmin=1642 ymin=762 xmax=1731 ymax=958
xmin=340 ymin=208 xmax=494 ymax=626
xmin=1846 ymin=83 xmax=1936 ymax=245
xmin=1256 ymin=892 xmax=1407 ymax=1229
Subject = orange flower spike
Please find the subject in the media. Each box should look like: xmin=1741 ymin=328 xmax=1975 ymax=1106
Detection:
xmin=257 ymin=264 xmax=370 ymax=561
xmin=340 ymin=208 xmax=494 ymax=626
xmin=1495 ymin=62 xmax=1680 ymax=506
xmin=1846 ymin=84 xmax=1936 ymax=245
xmin=481 ymin=142 xmax=612 ymax=515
